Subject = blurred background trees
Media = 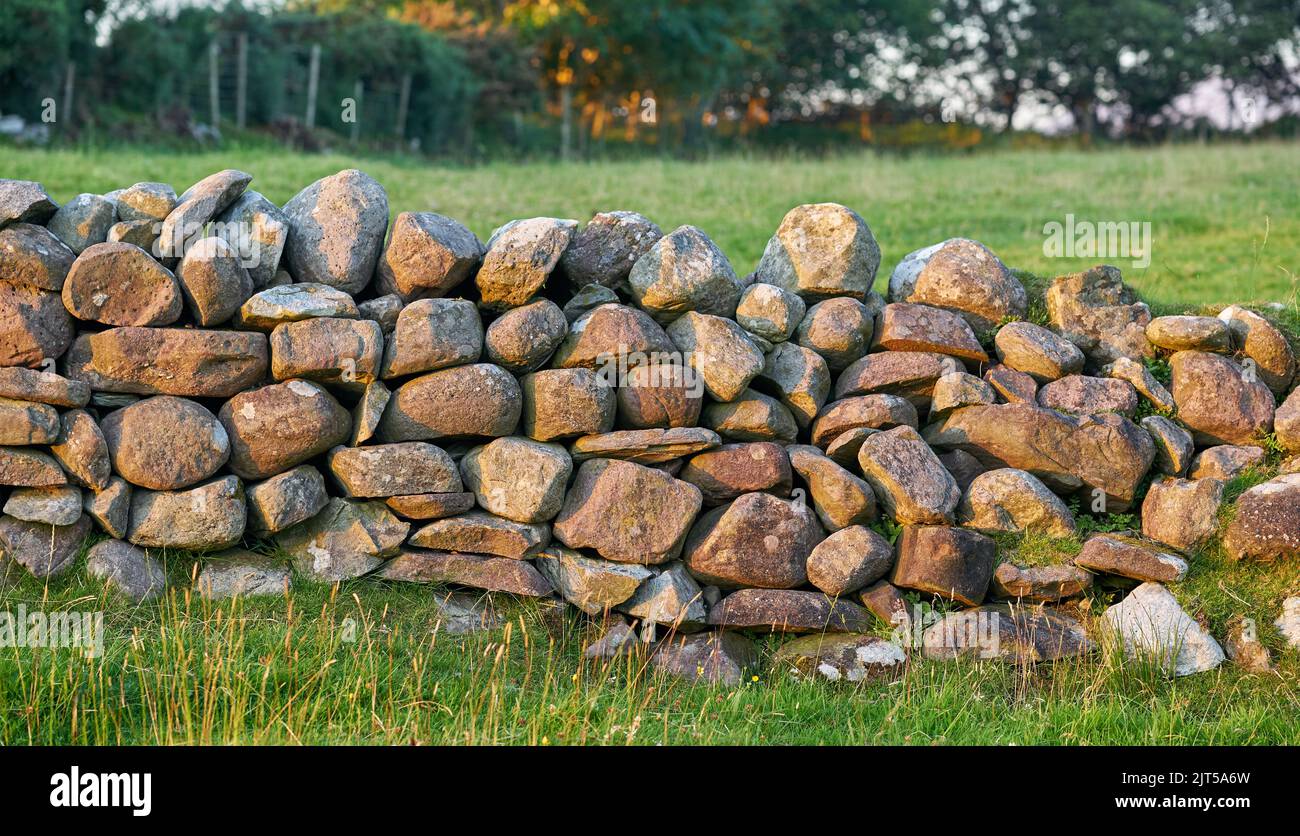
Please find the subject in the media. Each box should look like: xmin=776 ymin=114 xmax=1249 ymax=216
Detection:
xmin=1 ymin=0 xmax=1297 ymax=157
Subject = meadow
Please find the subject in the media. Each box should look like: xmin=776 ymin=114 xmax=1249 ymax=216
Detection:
xmin=1 ymin=142 xmax=1298 ymax=745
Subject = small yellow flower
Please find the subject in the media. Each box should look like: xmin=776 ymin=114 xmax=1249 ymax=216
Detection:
xmin=751 ymin=675 xmax=760 ymax=682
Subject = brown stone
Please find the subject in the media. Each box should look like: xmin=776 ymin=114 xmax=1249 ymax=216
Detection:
xmin=569 ymin=427 xmax=719 ymax=464
xmin=0 ymin=223 xmax=75 ymax=291
xmin=476 ymin=217 xmax=576 ymax=310
xmin=889 ymin=238 xmax=1025 ymax=332
xmin=65 ymin=327 xmax=268 ymax=397
xmin=519 ymin=367 xmax=614 ymax=441
xmin=1169 ymin=350 xmax=1274 ymax=445
xmin=375 ymin=211 xmax=483 ymax=301
xmin=707 ymin=588 xmax=872 ymax=633
xmin=891 ymin=525 xmax=995 ymax=606
xmin=701 ymin=389 xmax=798 ymax=443
xmin=679 ymin=442 xmax=791 ymax=505
xmin=378 ymin=364 xmax=522 ymax=442
xmin=615 ymin=361 xmax=703 ymax=429
xmin=1074 ymin=534 xmax=1188 ymax=582
xmin=219 ymin=379 xmax=351 ymax=479
xmin=873 ymin=303 xmax=988 ymax=362
xmin=0 ymin=366 xmax=89 ymax=407
xmin=483 ymin=298 xmax=567 ymax=374
xmin=683 ymin=491 xmax=824 ymax=589
xmin=550 ymin=303 xmax=675 ymax=369
xmin=379 ymin=549 xmax=554 ymax=597
xmin=1141 ymin=476 xmax=1224 ymax=552
xmin=328 ymin=442 xmax=462 ymax=498
xmin=834 ymin=350 xmax=963 ymax=405
xmin=0 ymin=513 xmax=92 ymax=578
xmin=0 ymin=280 xmax=74 ymax=367
xmin=857 ymin=426 xmax=960 ymax=525
xmin=102 ymin=395 xmax=230 ymax=490
xmin=245 ymin=464 xmax=329 ymax=536
xmin=62 ymin=241 xmax=183 ymax=326
xmin=553 ymin=458 xmax=702 ymax=565
xmin=0 ymin=447 xmax=67 ymax=487
xmin=810 ymin=394 xmax=917 ymax=448
xmin=787 ymin=444 xmax=876 ymax=531
xmin=806 ymin=525 xmax=893 ymax=596
xmin=990 ymin=563 xmax=1094 ymax=602
xmin=384 ymin=492 xmax=476 ymax=521
xmin=270 ymin=316 xmax=383 ymax=391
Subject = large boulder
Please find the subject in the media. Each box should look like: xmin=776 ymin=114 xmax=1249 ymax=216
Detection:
xmin=0 ymin=223 xmax=75 ymax=291
xmin=1222 ymin=473 xmax=1300 ymax=561
xmin=475 ymin=217 xmax=576 ymax=310
xmin=278 ymin=497 xmax=409 ymax=581
xmin=809 ymin=394 xmax=916 ymax=448
xmin=707 ymin=588 xmax=872 ymax=633
xmin=1045 ymin=265 xmax=1153 ymax=366
xmin=650 ymin=631 xmax=759 ymax=686
xmin=0 ymin=397 xmax=59 ymax=445
xmin=666 ymin=311 xmax=764 ymax=402
xmin=628 ymin=225 xmax=742 ymax=322
xmin=1145 ymin=315 xmax=1232 ymax=352
xmin=994 ymin=321 xmax=1085 ymax=381
xmin=235 ymin=283 xmax=359 ymax=331
xmin=873 ymin=303 xmax=988 ymax=362
xmin=158 ymin=169 xmax=252 ymax=258
xmin=857 ymin=426 xmax=961 ymax=525
xmin=219 ymin=379 xmax=351 ymax=479
xmin=1102 ymin=582 xmax=1224 ymax=676
xmin=737 ymin=282 xmax=805 ymax=343
xmin=615 ymin=361 xmax=703 ymax=429
xmin=49 ymin=409 xmax=111 ymax=490
xmin=834 ymin=352 xmax=962 ymax=405
xmin=48 ymin=193 xmax=116 ymax=254
xmin=957 ymin=468 xmax=1075 ymax=537
xmin=1 ymin=280 xmax=74 ymax=367
xmin=891 ymin=525 xmax=995 ymax=606
xmin=0 ymin=513 xmax=92 ymax=578
xmin=282 ymin=169 xmax=388 ymax=294
xmin=378 ymin=549 xmax=553 ymax=597
xmin=702 ymin=389 xmax=798 ymax=443
xmin=483 ymin=298 xmax=567 ymax=374
xmin=408 ymin=511 xmax=549 ymax=558
xmin=924 ymin=403 xmax=1154 ymax=508
xmin=1219 ymin=305 xmax=1296 ymax=394
xmin=754 ymin=203 xmax=880 ymax=300
xmin=1037 ymin=375 xmax=1137 ymax=417
xmin=773 ymin=633 xmax=907 ymax=682
xmin=86 ymin=539 xmax=166 ymax=602
xmin=0 ymin=179 xmax=58 ymax=227
xmin=460 ymin=436 xmax=572 ymax=523
xmin=534 ymin=546 xmax=653 ymax=615
xmin=270 ymin=316 xmax=383 ymax=391
xmin=62 ymin=242 xmax=183 ymax=326
xmin=1141 ymin=477 xmax=1224 ymax=552
xmin=328 ymin=443 xmax=462 ymax=498
xmin=375 ymin=211 xmax=483 ymax=301
xmin=757 ymin=341 xmax=830 ymax=429
xmin=682 ymin=491 xmax=824 ymax=589
xmin=679 ymin=442 xmax=791 ymax=506
xmin=65 ymin=327 xmax=267 ymax=397
xmin=245 ymin=465 xmax=329 ymax=536
xmin=214 ymin=190 xmax=289 ymax=289
xmin=1169 ymin=350 xmax=1274 ymax=445
xmin=888 ymin=238 xmax=1025 ymax=332
xmin=519 ymin=368 xmax=614 ymax=441
xmin=560 ymin=210 xmax=663 ymax=290
xmin=0 ymin=366 xmax=89 ymax=407
xmin=921 ymin=604 xmax=1093 ymax=663
xmin=786 ymin=444 xmax=876 ymax=531
xmin=176 ymin=236 xmax=254 ymax=326
xmin=102 ymin=395 xmax=230 ymax=490
xmin=550 ymin=303 xmax=674 ymax=370
xmin=378 ymin=364 xmax=522 ymax=442
xmin=127 ymin=476 xmax=247 ymax=551
xmin=805 ymin=525 xmax=893 ymax=596
xmin=1074 ymin=534 xmax=1188 ymax=583
xmin=553 ymin=458 xmax=702 ymax=564
xmin=380 ymin=297 xmax=482 ymax=378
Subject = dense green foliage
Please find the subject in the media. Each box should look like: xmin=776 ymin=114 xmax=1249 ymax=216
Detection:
xmin=1 ymin=1 xmax=1297 ymax=157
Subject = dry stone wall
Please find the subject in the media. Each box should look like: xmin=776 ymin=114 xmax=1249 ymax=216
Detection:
xmin=2 ymin=170 xmax=1300 ymax=683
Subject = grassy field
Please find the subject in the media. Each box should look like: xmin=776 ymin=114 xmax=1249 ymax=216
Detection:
xmin=2 ymin=142 xmax=1299 ymax=745
xmin=4 ymin=142 xmax=1299 ymax=308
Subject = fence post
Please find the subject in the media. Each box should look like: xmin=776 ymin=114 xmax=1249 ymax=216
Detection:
xmin=560 ymin=85 xmax=572 ymax=160
xmin=395 ymin=73 xmax=412 ymax=142
xmin=350 ymin=79 xmax=363 ymax=146
xmin=62 ymin=62 xmax=75 ymax=127
xmin=236 ymin=32 xmax=248 ymax=130
xmin=208 ymin=40 xmax=220 ymax=127
xmin=305 ymin=44 xmax=321 ymax=129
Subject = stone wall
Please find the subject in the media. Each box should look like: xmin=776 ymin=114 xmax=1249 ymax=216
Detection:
xmin=2 ymin=170 xmax=1299 ymax=684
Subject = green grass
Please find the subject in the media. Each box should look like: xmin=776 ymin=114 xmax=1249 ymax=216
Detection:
xmin=2 ymin=560 xmax=1297 ymax=745
xmin=4 ymin=142 xmax=1299 ymax=308
xmin=3 ymin=142 xmax=1300 ymax=745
